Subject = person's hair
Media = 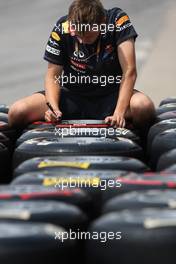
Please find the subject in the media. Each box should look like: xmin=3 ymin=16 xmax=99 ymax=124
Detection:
xmin=68 ymin=0 xmax=105 ymax=35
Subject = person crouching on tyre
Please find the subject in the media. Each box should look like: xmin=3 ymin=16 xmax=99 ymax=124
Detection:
xmin=8 ymin=0 xmax=155 ymax=130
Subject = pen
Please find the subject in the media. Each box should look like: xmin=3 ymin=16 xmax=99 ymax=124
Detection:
xmin=46 ymin=102 xmax=61 ymax=121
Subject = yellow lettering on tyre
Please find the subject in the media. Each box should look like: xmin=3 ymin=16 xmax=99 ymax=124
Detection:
xmin=43 ymin=178 xmax=57 ymax=186
xmin=38 ymin=161 xmax=90 ymax=169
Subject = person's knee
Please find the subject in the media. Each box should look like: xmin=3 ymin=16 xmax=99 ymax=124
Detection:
xmin=130 ymin=95 xmax=156 ymax=124
xmin=8 ymin=102 xmax=28 ymax=127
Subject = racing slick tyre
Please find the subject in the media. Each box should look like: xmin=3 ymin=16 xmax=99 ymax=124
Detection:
xmin=13 ymin=156 xmax=149 ymax=177
xmin=0 ymin=142 xmax=11 ymax=182
xmin=13 ymin=171 xmax=176 ymax=204
xmin=147 ymin=119 xmax=176 ymax=154
xmin=100 ymin=173 xmax=176 ymax=202
xmin=11 ymin=169 xmax=130 ymax=215
xmin=103 ymin=189 xmax=176 ymax=213
xmin=60 ymin=120 xmax=107 ymax=125
xmin=0 ymin=132 xmax=10 ymax=149
xmin=25 ymin=121 xmax=55 ymax=131
xmin=0 ymin=185 xmax=92 ymax=217
xmin=157 ymin=149 xmax=176 ymax=171
xmin=163 ymin=164 xmax=176 ymax=173
xmin=0 ymin=222 xmax=75 ymax=264
xmin=13 ymin=137 xmax=143 ymax=168
xmin=85 ymin=209 xmax=176 ymax=264
xmin=0 ymin=104 xmax=9 ymax=114
xmin=0 ymin=113 xmax=8 ymax=123
xmin=0 ymin=121 xmax=20 ymax=144
xmin=25 ymin=119 xmax=107 ymax=131
xmin=159 ymin=97 xmax=176 ymax=106
xmin=0 ymin=200 xmax=87 ymax=230
xmin=16 ymin=127 xmax=141 ymax=147
xmin=149 ymin=128 xmax=176 ymax=169
xmin=156 ymin=103 xmax=176 ymax=116
xmin=156 ymin=111 xmax=176 ymax=123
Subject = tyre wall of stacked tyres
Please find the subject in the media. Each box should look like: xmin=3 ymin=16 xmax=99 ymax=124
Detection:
xmin=2 ymin=99 xmax=176 ymax=263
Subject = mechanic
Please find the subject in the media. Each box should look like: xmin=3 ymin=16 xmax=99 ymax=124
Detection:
xmin=8 ymin=0 xmax=155 ymax=129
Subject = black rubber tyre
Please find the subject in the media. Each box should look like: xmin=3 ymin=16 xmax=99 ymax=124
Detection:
xmin=0 ymin=143 xmax=11 ymax=182
xmin=16 ymin=127 xmax=141 ymax=147
xmin=25 ymin=120 xmax=107 ymax=131
xmin=0 ymin=132 xmax=10 ymax=148
xmin=13 ymin=137 xmax=143 ymax=168
xmin=163 ymin=164 xmax=176 ymax=173
xmin=11 ymin=169 xmax=130 ymax=215
xmin=101 ymin=173 xmax=176 ymax=202
xmin=0 ymin=104 xmax=9 ymax=114
xmin=157 ymin=149 xmax=176 ymax=171
xmin=147 ymin=119 xmax=176 ymax=154
xmin=103 ymin=189 xmax=176 ymax=213
xmin=159 ymin=98 xmax=176 ymax=106
xmin=156 ymin=111 xmax=176 ymax=123
xmin=156 ymin=103 xmax=176 ymax=116
xmin=149 ymin=128 xmax=176 ymax=169
xmin=13 ymin=156 xmax=149 ymax=177
xmin=13 ymin=171 xmax=176 ymax=204
xmin=0 ymin=121 xmax=19 ymax=143
xmin=0 ymin=222 xmax=75 ymax=264
xmin=61 ymin=119 xmax=106 ymax=125
xmin=0 ymin=113 xmax=8 ymax=123
xmin=25 ymin=122 xmax=55 ymax=131
xmin=0 ymin=200 xmax=87 ymax=230
xmin=86 ymin=209 xmax=176 ymax=264
xmin=16 ymin=127 xmax=56 ymax=146
xmin=0 ymin=185 xmax=92 ymax=217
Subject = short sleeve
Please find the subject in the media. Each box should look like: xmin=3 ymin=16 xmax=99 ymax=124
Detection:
xmin=113 ymin=9 xmax=138 ymax=46
xmin=43 ymin=19 xmax=65 ymax=65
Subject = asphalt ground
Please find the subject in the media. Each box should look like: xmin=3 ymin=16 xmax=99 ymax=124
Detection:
xmin=0 ymin=0 xmax=175 ymax=106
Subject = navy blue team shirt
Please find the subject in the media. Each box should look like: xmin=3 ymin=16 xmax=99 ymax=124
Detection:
xmin=44 ymin=7 xmax=138 ymax=96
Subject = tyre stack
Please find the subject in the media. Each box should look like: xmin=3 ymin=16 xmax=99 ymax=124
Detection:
xmin=0 ymin=104 xmax=21 ymax=182
xmin=2 ymin=106 xmax=80 ymax=262
xmin=84 ymin=98 xmax=176 ymax=264
xmin=8 ymin=119 xmax=146 ymax=262
xmin=12 ymin=119 xmax=147 ymax=213
xmin=148 ymin=97 xmax=176 ymax=170
xmin=3 ymin=107 xmax=176 ymax=263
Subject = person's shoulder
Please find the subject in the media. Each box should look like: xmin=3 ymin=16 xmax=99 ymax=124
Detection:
xmin=106 ymin=7 xmax=130 ymax=23
xmin=54 ymin=15 xmax=70 ymax=35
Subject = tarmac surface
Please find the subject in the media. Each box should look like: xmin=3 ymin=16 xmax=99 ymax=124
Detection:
xmin=0 ymin=0 xmax=175 ymax=106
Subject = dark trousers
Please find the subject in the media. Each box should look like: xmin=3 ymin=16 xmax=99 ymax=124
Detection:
xmin=36 ymin=87 xmax=119 ymax=119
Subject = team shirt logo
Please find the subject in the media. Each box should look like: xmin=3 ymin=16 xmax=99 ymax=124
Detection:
xmin=51 ymin=32 xmax=61 ymax=41
xmin=115 ymin=15 xmax=129 ymax=26
xmin=46 ymin=45 xmax=60 ymax=56
xmin=73 ymin=50 xmax=85 ymax=58
xmin=62 ymin=21 xmax=69 ymax=34
xmin=49 ymin=38 xmax=59 ymax=47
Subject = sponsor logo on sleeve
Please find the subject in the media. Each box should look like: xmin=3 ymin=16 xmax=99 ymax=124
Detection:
xmin=46 ymin=45 xmax=60 ymax=56
xmin=62 ymin=20 xmax=69 ymax=34
xmin=51 ymin=32 xmax=61 ymax=41
xmin=116 ymin=15 xmax=129 ymax=26
xmin=49 ymin=38 xmax=59 ymax=47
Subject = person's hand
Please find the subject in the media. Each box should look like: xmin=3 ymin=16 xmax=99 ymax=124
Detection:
xmin=105 ymin=111 xmax=126 ymax=128
xmin=45 ymin=109 xmax=62 ymax=123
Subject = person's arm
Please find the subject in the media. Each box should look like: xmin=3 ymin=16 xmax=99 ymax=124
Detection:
xmin=44 ymin=62 xmax=63 ymax=122
xmin=105 ymin=38 xmax=137 ymax=127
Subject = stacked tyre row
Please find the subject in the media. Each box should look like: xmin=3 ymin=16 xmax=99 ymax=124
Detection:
xmin=0 ymin=104 xmax=21 ymax=182
xmin=1 ymin=98 xmax=176 ymax=263
xmin=148 ymin=97 xmax=176 ymax=171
